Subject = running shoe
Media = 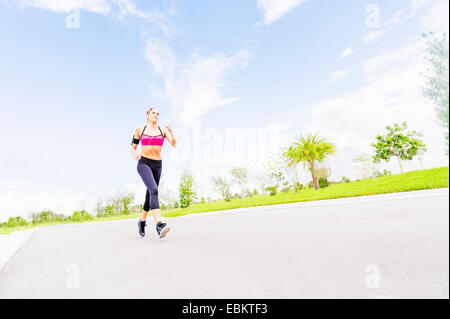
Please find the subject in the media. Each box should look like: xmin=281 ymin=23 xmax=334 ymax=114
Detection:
xmin=138 ymin=219 xmax=147 ymax=237
xmin=156 ymin=221 xmax=170 ymax=239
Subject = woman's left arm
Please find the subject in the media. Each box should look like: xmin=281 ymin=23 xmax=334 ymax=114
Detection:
xmin=163 ymin=123 xmax=176 ymax=148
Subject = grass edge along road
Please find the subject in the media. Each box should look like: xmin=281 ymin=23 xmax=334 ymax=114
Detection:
xmin=1 ymin=166 xmax=448 ymax=235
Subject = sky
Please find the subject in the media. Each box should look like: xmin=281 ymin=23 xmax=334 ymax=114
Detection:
xmin=0 ymin=0 xmax=448 ymax=221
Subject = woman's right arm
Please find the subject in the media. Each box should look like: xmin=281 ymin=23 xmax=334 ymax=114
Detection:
xmin=130 ymin=127 xmax=141 ymax=160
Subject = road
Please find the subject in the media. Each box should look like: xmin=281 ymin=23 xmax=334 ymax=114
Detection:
xmin=0 ymin=189 xmax=448 ymax=298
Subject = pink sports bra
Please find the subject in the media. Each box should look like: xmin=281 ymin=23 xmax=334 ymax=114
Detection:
xmin=140 ymin=125 xmax=164 ymax=146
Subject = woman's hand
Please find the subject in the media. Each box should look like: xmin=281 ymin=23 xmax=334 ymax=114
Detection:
xmin=134 ymin=153 xmax=141 ymax=161
xmin=164 ymin=122 xmax=172 ymax=132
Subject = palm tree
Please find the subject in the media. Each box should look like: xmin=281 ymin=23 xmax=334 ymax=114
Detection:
xmin=283 ymin=134 xmax=336 ymax=190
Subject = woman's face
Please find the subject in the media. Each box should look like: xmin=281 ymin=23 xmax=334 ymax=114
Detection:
xmin=147 ymin=108 xmax=160 ymax=122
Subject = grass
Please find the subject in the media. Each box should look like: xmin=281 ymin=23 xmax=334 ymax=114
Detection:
xmin=1 ymin=166 xmax=448 ymax=235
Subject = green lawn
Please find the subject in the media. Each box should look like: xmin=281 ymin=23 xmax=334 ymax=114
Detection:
xmin=1 ymin=166 xmax=448 ymax=235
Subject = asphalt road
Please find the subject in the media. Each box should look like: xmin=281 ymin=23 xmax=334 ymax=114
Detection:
xmin=0 ymin=189 xmax=448 ymax=298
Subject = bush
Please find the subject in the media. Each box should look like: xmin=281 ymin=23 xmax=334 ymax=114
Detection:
xmin=6 ymin=217 xmax=16 ymax=228
xmin=55 ymin=214 xmax=68 ymax=222
xmin=179 ymin=171 xmax=196 ymax=208
xmin=319 ymin=177 xmax=329 ymax=188
xmin=341 ymin=176 xmax=351 ymax=183
xmin=244 ymin=189 xmax=253 ymax=198
xmin=293 ymin=182 xmax=303 ymax=193
xmin=265 ymin=185 xmax=278 ymax=196
xmin=376 ymin=169 xmax=392 ymax=177
xmin=280 ymin=181 xmax=290 ymax=193
xmin=6 ymin=216 xmax=29 ymax=228
xmin=30 ymin=210 xmax=56 ymax=224
xmin=120 ymin=193 xmax=134 ymax=214
xmin=71 ymin=210 xmax=94 ymax=222
xmin=224 ymin=191 xmax=232 ymax=202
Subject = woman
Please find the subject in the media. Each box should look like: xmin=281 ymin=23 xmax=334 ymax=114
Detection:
xmin=131 ymin=106 xmax=177 ymax=238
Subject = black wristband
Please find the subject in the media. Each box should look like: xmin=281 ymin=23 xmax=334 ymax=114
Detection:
xmin=131 ymin=137 xmax=140 ymax=145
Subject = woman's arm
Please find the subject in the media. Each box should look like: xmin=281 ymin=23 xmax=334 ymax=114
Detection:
xmin=163 ymin=123 xmax=177 ymax=148
xmin=130 ymin=127 xmax=142 ymax=160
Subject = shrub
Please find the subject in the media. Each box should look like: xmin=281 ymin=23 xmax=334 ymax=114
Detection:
xmin=120 ymin=194 xmax=134 ymax=214
xmin=179 ymin=171 xmax=196 ymax=208
xmin=319 ymin=177 xmax=329 ymax=188
xmin=341 ymin=176 xmax=351 ymax=183
xmin=6 ymin=216 xmax=29 ymax=228
xmin=376 ymin=169 xmax=392 ymax=177
xmin=293 ymin=182 xmax=303 ymax=193
xmin=265 ymin=185 xmax=278 ymax=196
xmin=281 ymin=186 xmax=291 ymax=193
xmin=6 ymin=217 xmax=17 ymax=228
xmin=30 ymin=210 xmax=56 ymax=224
xmin=280 ymin=181 xmax=290 ymax=193
xmin=55 ymin=214 xmax=68 ymax=222
xmin=71 ymin=210 xmax=94 ymax=222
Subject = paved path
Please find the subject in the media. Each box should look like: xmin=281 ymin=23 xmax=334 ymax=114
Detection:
xmin=0 ymin=189 xmax=448 ymax=298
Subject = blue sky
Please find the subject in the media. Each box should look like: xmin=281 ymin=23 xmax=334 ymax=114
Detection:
xmin=0 ymin=0 xmax=448 ymax=221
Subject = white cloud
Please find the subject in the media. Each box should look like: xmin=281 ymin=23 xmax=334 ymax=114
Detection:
xmin=363 ymin=0 xmax=431 ymax=43
xmin=418 ymin=0 xmax=449 ymax=36
xmin=257 ymin=0 xmax=308 ymax=25
xmin=15 ymin=0 xmax=111 ymax=14
xmin=363 ymin=29 xmax=388 ymax=43
xmin=145 ymin=38 xmax=251 ymax=127
xmin=114 ymin=0 xmax=173 ymax=37
xmin=12 ymin=0 xmax=173 ymax=36
xmin=340 ymin=47 xmax=353 ymax=59
xmin=265 ymin=122 xmax=288 ymax=133
xmin=303 ymin=36 xmax=448 ymax=180
xmin=330 ymin=70 xmax=351 ymax=83
xmin=363 ymin=43 xmax=419 ymax=74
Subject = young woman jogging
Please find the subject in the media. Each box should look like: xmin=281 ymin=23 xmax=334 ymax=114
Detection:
xmin=130 ymin=106 xmax=177 ymax=238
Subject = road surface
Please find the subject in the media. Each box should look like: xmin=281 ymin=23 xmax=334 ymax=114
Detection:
xmin=0 ymin=189 xmax=448 ymax=298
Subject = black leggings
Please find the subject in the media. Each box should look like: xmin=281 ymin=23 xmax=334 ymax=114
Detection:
xmin=137 ymin=156 xmax=162 ymax=211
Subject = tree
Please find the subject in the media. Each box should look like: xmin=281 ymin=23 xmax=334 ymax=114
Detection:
xmin=280 ymin=146 xmax=300 ymax=185
xmin=158 ymin=180 xmax=177 ymax=209
xmin=254 ymin=169 xmax=272 ymax=194
xmin=371 ymin=122 xmax=427 ymax=173
xmin=317 ymin=166 xmax=332 ymax=180
xmin=211 ymin=175 xmax=232 ymax=201
xmin=284 ymin=134 xmax=336 ymax=190
xmin=178 ymin=170 xmax=196 ymax=208
xmin=352 ymin=153 xmax=377 ymax=179
xmin=422 ymin=33 xmax=449 ymax=155
xmin=230 ymin=167 xmax=249 ymax=199
xmin=263 ymin=156 xmax=286 ymax=188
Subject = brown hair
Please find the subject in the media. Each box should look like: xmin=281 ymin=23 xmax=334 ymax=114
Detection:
xmin=146 ymin=106 xmax=157 ymax=115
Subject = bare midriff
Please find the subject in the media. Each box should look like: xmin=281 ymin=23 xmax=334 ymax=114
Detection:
xmin=141 ymin=145 xmax=163 ymax=160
